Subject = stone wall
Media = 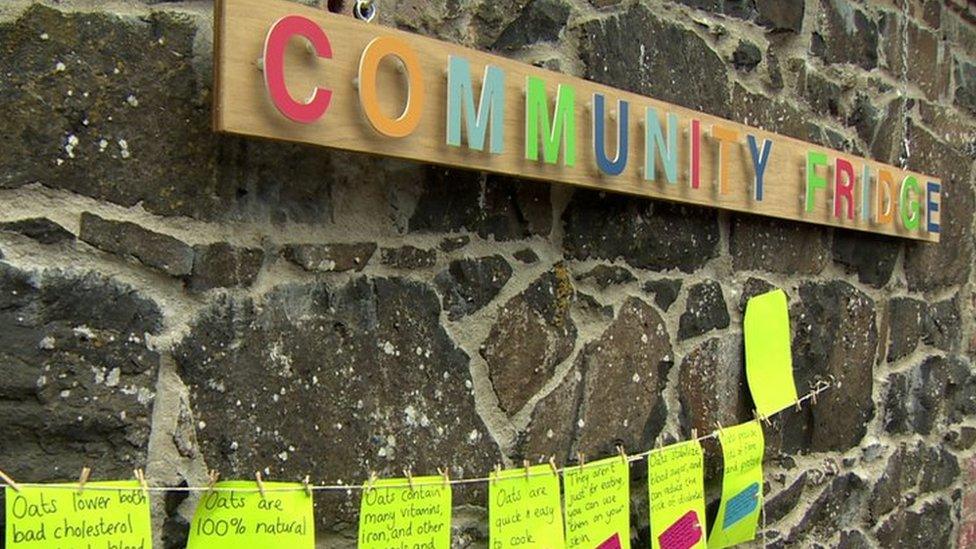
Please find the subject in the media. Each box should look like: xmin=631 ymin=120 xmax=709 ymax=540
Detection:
xmin=0 ymin=0 xmax=975 ymax=547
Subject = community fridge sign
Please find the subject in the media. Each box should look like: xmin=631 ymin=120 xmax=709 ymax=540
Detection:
xmin=213 ymin=0 xmax=941 ymax=242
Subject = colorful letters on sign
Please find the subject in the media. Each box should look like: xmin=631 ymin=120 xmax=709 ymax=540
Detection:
xmin=220 ymin=0 xmax=942 ymax=241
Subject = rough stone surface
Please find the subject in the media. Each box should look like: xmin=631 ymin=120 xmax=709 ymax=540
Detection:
xmin=513 ymin=248 xmax=539 ymax=264
xmin=643 ymin=279 xmax=682 ymax=312
xmin=903 ymin=124 xmax=975 ymax=291
xmin=870 ymin=443 xmax=924 ymax=519
xmin=731 ymin=216 xmax=828 ymax=275
xmin=765 ymin=473 xmax=807 ymax=525
xmin=409 ymin=169 xmax=551 ymax=241
xmin=0 ymin=263 xmax=161 ymax=481
xmin=884 ymin=355 xmax=976 ymax=435
xmin=0 ymin=218 xmax=74 ymax=244
xmin=579 ymin=264 xmax=636 ymax=289
xmin=434 ymin=255 xmax=513 ymax=320
xmin=755 ymin=0 xmax=804 ymax=32
xmin=564 ymin=190 xmax=719 ymax=273
xmin=731 ymin=40 xmax=762 ymax=71
xmin=380 ymin=245 xmax=437 ymax=269
xmin=173 ymin=277 xmax=501 ymax=522
xmin=832 ymin=231 xmax=901 ymax=288
xmin=678 ymin=281 xmax=730 ymax=340
xmin=786 ymin=474 xmax=867 ymax=544
xmin=887 ymin=297 xmax=925 ymax=362
xmin=575 ymin=298 xmax=672 ymax=457
xmin=876 ymin=499 xmax=953 ymax=548
xmin=188 ymin=243 xmax=263 ymax=292
xmin=678 ymin=335 xmax=750 ymax=438
xmin=957 ymin=57 xmax=976 ymax=115
xmin=579 ymin=3 xmax=730 ymax=114
xmin=79 ymin=212 xmax=194 ymax=276
xmin=0 ymin=6 xmax=223 ymax=219
xmin=782 ymin=282 xmax=877 ymax=452
xmin=520 ymin=368 xmax=580 ymax=462
xmin=283 ymin=243 xmax=377 ymax=273
xmin=811 ymin=0 xmax=879 ymax=69
xmin=493 ymin=0 xmax=570 ymax=51
xmin=482 ymin=267 xmax=576 ymax=413
xmin=923 ymin=297 xmax=961 ymax=352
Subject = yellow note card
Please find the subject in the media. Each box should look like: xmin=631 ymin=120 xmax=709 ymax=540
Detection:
xmin=708 ymin=422 xmax=765 ymax=548
xmin=187 ymin=481 xmax=313 ymax=549
xmin=489 ymin=464 xmax=565 ymax=549
xmin=358 ymin=476 xmax=452 ymax=548
xmin=648 ymin=440 xmax=706 ymax=549
xmin=744 ymin=289 xmax=798 ymax=416
xmin=5 ymin=481 xmax=151 ymax=548
xmin=563 ymin=456 xmax=630 ymax=549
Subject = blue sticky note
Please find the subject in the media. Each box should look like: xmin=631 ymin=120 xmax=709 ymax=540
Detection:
xmin=722 ymin=482 xmax=759 ymax=529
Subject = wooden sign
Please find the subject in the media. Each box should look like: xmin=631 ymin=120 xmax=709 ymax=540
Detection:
xmin=213 ymin=0 xmax=941 ymax=242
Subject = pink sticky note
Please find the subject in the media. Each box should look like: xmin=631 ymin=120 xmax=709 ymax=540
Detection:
xmin=597 ymin=533 xmax=623 ymax=549
xmin=658 ymin=510 xmax=703 ymax=549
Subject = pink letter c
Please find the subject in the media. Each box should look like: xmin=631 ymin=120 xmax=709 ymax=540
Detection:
xmin=263 ymin=15 xmax=333 ymax=124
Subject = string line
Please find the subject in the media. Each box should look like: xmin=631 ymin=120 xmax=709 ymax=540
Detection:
xmin=0 ymin=381 xmax=831 ymax=494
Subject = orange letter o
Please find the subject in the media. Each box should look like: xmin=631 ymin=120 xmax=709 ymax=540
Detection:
xmin=358 ymin=36 xmax=426 ymax=137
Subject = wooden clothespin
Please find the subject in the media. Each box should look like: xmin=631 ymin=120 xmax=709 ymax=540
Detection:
xmin=133 ymin=468 xmax=149 ymax=494
xmin=492 ymin=464 xmax=501 ymax=485
xmin=302 ymin=475 xmax=312 ymax=497
xmin=404 ymin=469 xmax=415 ymax=491
xmin=207 ymin=470 xmax=220 ymax=492
xmin=437 ymin=467 xmax=450 ymax=488
xmin=752 ymin=410 xmax=770 ymax=427
xmin=78 ymin=466 xmax=91 ymax=493
xmin=715 ymin=421 xmax=725 ymax=438
xmin=366 ymin=471 xmax=378 ymax=491
xmin=254 ymin=471 xmax=266 ymax=499
xmin=0 ymin=468 xmax=22 ymax=492
xmin=548 ymin=456 xmax=559 ymax=476
xmin=795 ymin=398 xmax=803 ymax=412
xmin=576 ymin=451 xmax=586 ymax=470
xmin=691 ymin=428 xmax=699 ymax=440
xmin=811 ymin=387 xmax=819 ymax=405
xmin=523 ymin=459 xmax=531 ymax=481
xmin=616 ymin=445 xmax=627 ymax=465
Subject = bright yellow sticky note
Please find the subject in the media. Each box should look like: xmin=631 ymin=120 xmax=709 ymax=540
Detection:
xmin=648 ymin=440 xmax=707 ymax=549
xmin=358 ymin=476 xmax=452 ymax=548
xmin=5 ymin=481 xmax=151 ymax=548
xmin=708 ymin=422 xmax=765 ymax=548
xmin=563 ymin=456 xmax=630 ymax=549
xmin=744 ymin=289 xmax=798 ymax=416
xmin=489 ymin=464 xmax=565 ymax=548
xmin=187 ymin=481 xmax=313 ymax=549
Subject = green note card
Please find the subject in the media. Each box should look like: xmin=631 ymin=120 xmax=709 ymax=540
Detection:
xmin=648 ymin=440 xmax=706 ymax=549
xmin=708 ymin=422 xmax=765 ymax=548
xmin=5 ymin=480 xmax=151 ymax=548
xmin=563 ymin=456 xmax=630 ymax=549
xmin=187 ymin=481 xmax=313 ymax=549
xmin=744 ymin=289 xmax=798 ymax=417
xmin=489 ymin=464 xmax=565 ymax=549
xmin=358 ymin=476 xmax=452 ymax=548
